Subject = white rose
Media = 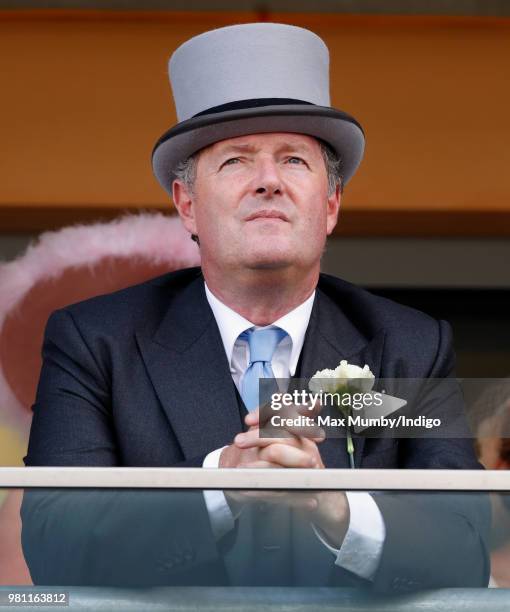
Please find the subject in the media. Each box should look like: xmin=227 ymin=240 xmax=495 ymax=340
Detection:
xmin=334 ymin=360 xmax=375 ymax=392
xmin=308 ymin=368 xmax=339 ymax=393
xmin=309 ymin=360 xmax=375 ymax=393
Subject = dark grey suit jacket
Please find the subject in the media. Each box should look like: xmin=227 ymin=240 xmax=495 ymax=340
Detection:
xmin=21 ymin=267 xmax=490 ymax=590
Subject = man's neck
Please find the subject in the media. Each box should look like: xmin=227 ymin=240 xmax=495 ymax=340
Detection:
xmin=203 ymin=266 xmax=319 ymax=326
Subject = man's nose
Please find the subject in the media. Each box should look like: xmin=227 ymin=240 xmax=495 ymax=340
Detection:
xmin=253 ymin=159 xmax=283 ymax=196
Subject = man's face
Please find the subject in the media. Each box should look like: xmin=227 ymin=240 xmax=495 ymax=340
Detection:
xmin=172 ymin=132 xmax=340 ymax=275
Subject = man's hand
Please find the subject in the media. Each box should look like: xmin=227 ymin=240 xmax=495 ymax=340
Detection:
xmin=220 ymin=405 xmax=324 ymax=514
xmin=219 ymin=405 xmax=324 ymax=469
xmin=219 ymin=406 xmax=350 ymax=548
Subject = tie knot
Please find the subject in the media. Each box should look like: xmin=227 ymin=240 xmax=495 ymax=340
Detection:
xmin=240 ymin=327 xmax=287 ymax=365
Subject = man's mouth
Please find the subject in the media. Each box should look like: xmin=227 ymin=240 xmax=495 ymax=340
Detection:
xmin=244 ymin=210 xmax=290 ymax=222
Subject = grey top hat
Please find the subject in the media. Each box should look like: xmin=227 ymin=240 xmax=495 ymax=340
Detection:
xmin=152 ymin=23 xmax=365 ymax=195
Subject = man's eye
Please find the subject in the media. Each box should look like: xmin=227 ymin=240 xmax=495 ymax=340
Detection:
xmin=287 ymin=157 xmax=305 ymax=165
xmin=221 ymin=157 xmax=240 ymax=167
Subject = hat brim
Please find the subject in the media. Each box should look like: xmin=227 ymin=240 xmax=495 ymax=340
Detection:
xmin=152 ymin=104 xmax=364 ymax=196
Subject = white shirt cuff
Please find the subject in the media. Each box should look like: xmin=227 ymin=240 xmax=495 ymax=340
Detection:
xmin=313 ymin=492 xmax=386 ymax=581
xmin=202 ymin=446 xmax=235 ymax=541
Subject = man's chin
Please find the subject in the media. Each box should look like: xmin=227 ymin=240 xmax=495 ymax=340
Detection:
xmin=243 ymin=251 xmax=296 ymax=271
xmin=247 ymin=261 xmax=289 ymax=271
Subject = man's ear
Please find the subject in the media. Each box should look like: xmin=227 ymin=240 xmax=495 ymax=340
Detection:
xmin=326 ymin=184 xmax=341 ymax=236
xmin=172 ymin=180 xmax=198 ymax=236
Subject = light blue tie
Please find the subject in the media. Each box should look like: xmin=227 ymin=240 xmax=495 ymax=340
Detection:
xmin=240 ymin=327 xmax=288 ymax=411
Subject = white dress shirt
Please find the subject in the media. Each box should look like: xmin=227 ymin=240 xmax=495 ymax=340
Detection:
xmin=202 ymin=282 xmax=385 ymax=580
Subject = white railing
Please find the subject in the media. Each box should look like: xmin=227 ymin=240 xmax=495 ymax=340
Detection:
xmin=0 ymin=468 xmax=509 ymax=490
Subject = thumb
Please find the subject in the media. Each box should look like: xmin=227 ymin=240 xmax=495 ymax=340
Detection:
xmin=245 ymin=408 xmax=259 ymax=428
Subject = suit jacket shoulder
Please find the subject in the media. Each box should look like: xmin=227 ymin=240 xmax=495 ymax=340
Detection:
xmin=317 ymin=273 xmax=454 ymax=379
xmin=58 ymin=267 xmax=444 ymax=356
xmin=59 ymin=266 xmax=204 ymax=337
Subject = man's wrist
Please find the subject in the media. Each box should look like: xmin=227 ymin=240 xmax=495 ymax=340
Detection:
xmin=203 ymin=446 xmax=227 ymax=468
xmin=223 ymin=491 xmax=244 ymax=520
xmin=311 ymin=491 xmax=350 ymax=549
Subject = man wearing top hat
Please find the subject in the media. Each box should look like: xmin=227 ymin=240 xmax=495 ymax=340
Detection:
xmin=22 ymin=23 xmax=489 ymax=590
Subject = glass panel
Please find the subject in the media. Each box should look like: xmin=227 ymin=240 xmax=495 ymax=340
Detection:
xmin=0 ymin=488 xmax=504 ymax=593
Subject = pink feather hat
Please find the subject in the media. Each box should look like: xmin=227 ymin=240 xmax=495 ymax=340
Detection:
xmin=0 ymin=214 xmax=200 ymax=432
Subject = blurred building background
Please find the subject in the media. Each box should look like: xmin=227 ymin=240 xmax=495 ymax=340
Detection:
xmin=0 ymin=1 xmax=509 ymax=465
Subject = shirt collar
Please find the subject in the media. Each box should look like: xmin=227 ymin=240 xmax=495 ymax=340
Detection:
xmin=204 ymin=282 xmax=315 ymax=375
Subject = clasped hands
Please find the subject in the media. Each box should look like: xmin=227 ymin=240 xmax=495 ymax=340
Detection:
xmin=219 ymin=402 xmax=350 ymax=549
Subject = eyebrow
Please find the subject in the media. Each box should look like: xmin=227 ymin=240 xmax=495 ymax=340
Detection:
xmin=217 ymin=143 xmax=258 ymax=155
xmin=216 ymin=142 xmax=315 ymax=156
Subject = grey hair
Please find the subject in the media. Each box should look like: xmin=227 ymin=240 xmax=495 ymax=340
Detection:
xmin=173 ymin=154 xmax=199 ymax=195
xmin=172 ymin=138 xmax=343 ymax=196
xmin=318 ymin=140 xmax=344 ymax=196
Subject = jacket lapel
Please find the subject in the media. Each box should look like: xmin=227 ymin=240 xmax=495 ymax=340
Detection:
xmin=136 ymin=276 xmax=244 ymax=460
xmin=135 ymin=272 xmax=386 ymax=466
xmin=298 ymin=287 xmax=386 ymax=468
